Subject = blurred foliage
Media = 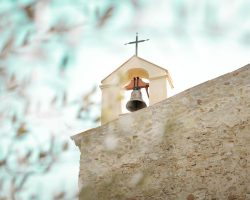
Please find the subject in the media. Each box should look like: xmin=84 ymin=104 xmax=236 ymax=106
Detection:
xmin=0 ymin=0 xmax=119 ymax=199
xmin=0 ymin=0 xmax=250 ymax=199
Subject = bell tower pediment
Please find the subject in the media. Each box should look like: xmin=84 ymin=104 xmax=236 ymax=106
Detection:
xmin=101 ymin=55 xmax=173 ymax=86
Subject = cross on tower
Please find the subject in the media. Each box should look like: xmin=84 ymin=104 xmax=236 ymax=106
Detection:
xmin=124 ymin=33 xmax=149 ymax=56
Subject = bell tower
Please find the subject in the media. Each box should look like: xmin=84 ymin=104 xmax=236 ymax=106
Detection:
xmin=100 ymin=34 xmax=174 ymax=124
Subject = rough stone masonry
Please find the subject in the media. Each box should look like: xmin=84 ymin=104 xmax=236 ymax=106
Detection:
xmin=72 ymin=64 xmax=250 ymax=200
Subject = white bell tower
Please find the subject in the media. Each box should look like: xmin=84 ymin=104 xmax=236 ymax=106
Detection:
xmin=100 ymin=55 xmax=174 ymax=124
xmin=100 ymin=33 xmax=174 ymax=124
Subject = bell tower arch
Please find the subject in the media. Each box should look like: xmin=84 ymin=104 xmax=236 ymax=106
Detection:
xmin=126 ymin=68 xmax=149 ymax=81
xmin=100 ymin=55 xmax=174 ymax=124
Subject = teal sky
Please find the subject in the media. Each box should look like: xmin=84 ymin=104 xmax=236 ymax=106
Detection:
xmin=1 ymin=0 xmax=250 ymax=199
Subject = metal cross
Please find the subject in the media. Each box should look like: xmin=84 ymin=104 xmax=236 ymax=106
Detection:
xmin=124 ymin=33 xmax=149 ymax=56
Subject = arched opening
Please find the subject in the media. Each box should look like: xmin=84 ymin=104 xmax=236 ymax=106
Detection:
xmin=127 ymin=68 xmax=149 ymax=80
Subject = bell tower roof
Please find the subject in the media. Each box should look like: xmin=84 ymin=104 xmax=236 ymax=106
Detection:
xmin=101 ymin=55 xmax=174 ymax=88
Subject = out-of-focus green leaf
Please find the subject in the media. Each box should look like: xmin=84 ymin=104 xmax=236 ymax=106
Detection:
xmin=22 ymin=3 xmax=35 ymax=21
xmin=12 ymin=114 xmax=17 ymax=124
xmin=62 ymin=91 xmax=67 ymax=105
xmin=97 ymin=6 xmax=114 ymax=27
xmin=30 ymin=194 xmax=37 ymax=200
xmin=17 ymin=156 xmax=28 ymax=165
xmin=0 ymin=179 xmax=3 ymax=191
xmin=94 ymin=116 xmax=100 ymax=123
xmin=0 ymin=67 xmax=6 ymax=76
xmin=39 ymin=152 xmax=47 ymax=160
xmin=77 ymin=107 xmax=84 ymax=119
xmin=60 ymin=55 xmax=69 ymax=71
xmin=0 ymin=159 xmax=6 ymax=167
xmin=16 ymin=123 xmax=28 ymax=137
xmin=53 ymin=191 xmax=65 ymax=200
xmin=131 ymin=0 xmax=140 ymax=8
xmin=49 ymin=135 xmax=55 ymax=153
xmin=22 ymin=31 xmax=31 ymax=46
xmin=7 ymin=74 xmax=18 ymax=91
xmin=51 ymin=95 xmax=58 ymax=106
xmin=62 ymin=142 xmax=68 ymax=151
xmin=25 ymin=150 xmax=32 ymax=160
xmin=83 ymin=86 xmax=97 ymax=104
xmin=24 ymin=100 xmax=30 ymax=115
xmin=1 ymin=37 xmax=15 ymax=58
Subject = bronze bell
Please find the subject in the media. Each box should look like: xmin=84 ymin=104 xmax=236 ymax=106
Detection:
xmin=126 ymin=88 xmax=147 ymax=112
xmin=126 ymin=77 xmax=147 ymax=112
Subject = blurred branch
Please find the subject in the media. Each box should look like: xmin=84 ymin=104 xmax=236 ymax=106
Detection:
xmin=1 ymin=134 xmax=59 ymax=200
xmin=0 ymin=23 xmax=84 ymax=59
xmin=0 ymin=0 xmax=103 ymax=199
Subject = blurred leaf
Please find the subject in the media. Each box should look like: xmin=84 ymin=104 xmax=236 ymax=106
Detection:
xmin=60 ymin=55 xmax=69 ymax=71
xmin=49 ymin=135 xmax=55 ymax=153
xmin=22 ymin=31 xmax=31 ymax=46
xmin=51 ymin=95 xmax=58 ymax=106
xmin=0 ymin=67 xmax=6 ymax=76
xmin=62 ymin=142 xmax=68 ymax=151
xmin=39 ymin=152 xmax=47 ymax=160
xmin=240 ymin=32 xmax=250 ymax=45
xmin=49 ymin=23 xmax=83 ymax=33
xmin=16 ymin=123 xmax=28 ymax=137
xmin=1 ymin=36 xmax=15 ymax=58
xmin=131 ymin=0 xmax=140 ymax=8
xmin=94 ymin=116 xmax=100 ymax=123
xmin=22 ymin=3 xmax=35 ymax=21
xmin=62 ymin=91 xmax=67 ymax=105
xmin=53 ymin=192 xmax=65 ymax=200
xmin=83 ymin=86 xmax=97 ymax=104
xmin=24 ymin=100 xmax=30 ymax=114
xmin=0 ymin=159 xmax=6 ymax=167
xmin=7 ymin=84 xmax=18 ymax=91
xmin=30 ymin=194 xmax=37 ymax=200
xmin=0 ymin=179 xmax=3 ymax=191
xmin=49 ymin=25 xmax=67 ymax=33
xmin=17 ymin=156 xmax=27 ymax=165
xmin=76 ymin=87 xmax=97 ymax=119
xmin=12 ymin=114 xmax=17 ymax=124
xmin=16 ymin=172 xmax=33 ymax=192
xmin=36 ymin=101 xmax=41 ymax=113
xmin=77 ymin=107 xmax=84 ymax=119
xmin=25 ymin=150 xmax=32 ymax=160
xmin=97 ymin=6 xmax=114 ymax=27
xmin=7 ymin=74 xmax=18 ymax=91
xmin=44 ymin=162 xmax=53 ymax=172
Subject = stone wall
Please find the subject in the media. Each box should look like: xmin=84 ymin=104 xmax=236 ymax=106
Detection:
xmin=72 ymin=64 xmax=250 ymax=200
